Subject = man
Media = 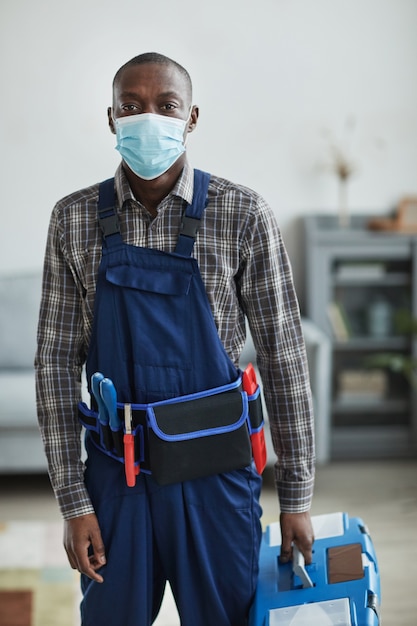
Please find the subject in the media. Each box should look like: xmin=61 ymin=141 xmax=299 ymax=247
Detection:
xmin=36 ymin=52 xmax=315 ymax=626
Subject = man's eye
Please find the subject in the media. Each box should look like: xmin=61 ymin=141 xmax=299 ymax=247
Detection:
xmin=162 ymin=103 xmax=177 ymax=111
xmin=122 ymin=104 xmax=139 ymax=111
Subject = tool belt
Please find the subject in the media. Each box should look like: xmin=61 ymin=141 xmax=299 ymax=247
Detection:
xmin=78 ymin=376 xmax=265 ymax=486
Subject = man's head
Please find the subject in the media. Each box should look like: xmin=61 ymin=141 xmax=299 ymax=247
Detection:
xmin=107 ymin=53 xmax=198 ymax=185
xmin=108 ymin=52 xmax=196 ymax=131
xmin=113 ymin=52 xmax=193 ymax=104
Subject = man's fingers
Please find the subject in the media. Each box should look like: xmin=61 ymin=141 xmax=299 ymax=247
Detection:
xmin=295 ymin=538 xmax=313 ymax=565
xmin=279 ymin=547 xmax=292 ymax=564
xmin=64 ymin=545 xmax=78 ymax=571
xmin=279 ymin=511 xmax=315 ymax=565
xmin=74 ymin=540 xmax=105 ymax=583
xmin=64 ymin=514 xmax=106 ymax=583
xmin=89 ymin=531 xmax=107 ymax=572
xmin=279 ymin=522 xmax=294 ymax=563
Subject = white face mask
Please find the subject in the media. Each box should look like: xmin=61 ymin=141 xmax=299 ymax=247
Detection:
xmin=114 ymin=112 xmax=189 ymax=180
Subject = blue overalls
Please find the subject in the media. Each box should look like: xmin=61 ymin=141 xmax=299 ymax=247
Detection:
xmin=80 ymin=170 xmax=263 ymax=626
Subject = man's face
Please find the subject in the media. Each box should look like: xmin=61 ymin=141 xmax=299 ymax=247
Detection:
xmin=108 ymin=62 xmax=197 ymax=134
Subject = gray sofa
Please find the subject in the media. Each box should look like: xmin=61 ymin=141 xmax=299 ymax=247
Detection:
xmin=0 ymin=272 xmax=331 ymax=474
xmin=0 ymin=272 xmax=46 ymax=472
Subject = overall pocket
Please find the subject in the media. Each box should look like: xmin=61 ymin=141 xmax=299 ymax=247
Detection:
xmin=147 ymin=388 xmax=252 ymax=485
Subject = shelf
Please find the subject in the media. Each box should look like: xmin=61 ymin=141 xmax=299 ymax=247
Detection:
xmin=333 ymin=337 xmax=410 ymax=351
xmin=333 ymin=397 xmax=409 ymax=414
xmin=333 ymin=273 xmax=410 ymax=287
xmin=304 ymin=214 xmax=417 ymax=459
xmin=331 ymin=426 xmax=415 ymax=459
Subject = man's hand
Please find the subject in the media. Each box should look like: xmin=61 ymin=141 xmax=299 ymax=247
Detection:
xmin=279 ymin=511 xmax=314 ymax=565
xmin=64 ymin=513 xmax=106 ymax=583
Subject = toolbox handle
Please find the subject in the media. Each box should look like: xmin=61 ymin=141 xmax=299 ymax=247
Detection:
xmin=292 ymin=545 xmax=314 ymax=588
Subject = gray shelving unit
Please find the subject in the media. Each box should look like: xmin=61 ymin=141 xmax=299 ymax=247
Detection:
xmin=304 ymin=214 xmax=417 ymax=459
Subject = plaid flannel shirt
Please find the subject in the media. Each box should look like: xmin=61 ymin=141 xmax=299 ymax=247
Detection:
xmin=35 ymin=161 xmax=315 ymax=519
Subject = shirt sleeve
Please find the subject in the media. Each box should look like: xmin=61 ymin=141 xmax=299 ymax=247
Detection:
xmin=239 ymin=197 xmax=315 ymax=513
xmin=35 ymin=204 xmax=95 ymax=520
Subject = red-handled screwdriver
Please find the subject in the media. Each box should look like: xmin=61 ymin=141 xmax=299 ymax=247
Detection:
xmin=242 ymin=363 xmax=267 ymax=475
xmin=242 ymin=363 xmax=257 ymax=395
xmin=124 ymin=403 xmax=140 ymax=487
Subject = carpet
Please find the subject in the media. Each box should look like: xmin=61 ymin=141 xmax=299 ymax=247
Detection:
xmin=0 ymin=522 xmax=80 ymax=626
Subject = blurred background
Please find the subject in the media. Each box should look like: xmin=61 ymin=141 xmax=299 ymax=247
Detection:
xmin=0 ymin=2 xmax=416 ymax=624
xmin=1 ymin=0 xmax=416 ymax=306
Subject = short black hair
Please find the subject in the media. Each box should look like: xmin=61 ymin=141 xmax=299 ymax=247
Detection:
xmin=113 ymin=52 xmax=192 ymax=99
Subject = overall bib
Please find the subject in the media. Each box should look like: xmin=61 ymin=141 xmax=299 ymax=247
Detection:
xmin=80 ymin=170 xmax=263 ymax=626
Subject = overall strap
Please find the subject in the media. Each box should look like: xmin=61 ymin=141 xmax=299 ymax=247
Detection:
xmin=97 ymin=170 xmax=211 ymax=252
xmin=175 ymin=169 xmax=211 ymax=257
xmin=97 ymin=177 xmax=123 ymax=245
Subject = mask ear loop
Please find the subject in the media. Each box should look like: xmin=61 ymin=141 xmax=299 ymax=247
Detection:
xmin=183 ymin=106 xmax=194 ymax=146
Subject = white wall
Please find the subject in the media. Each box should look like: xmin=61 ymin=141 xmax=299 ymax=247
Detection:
xmin=1 ymin=0 xmax=417 ymax=308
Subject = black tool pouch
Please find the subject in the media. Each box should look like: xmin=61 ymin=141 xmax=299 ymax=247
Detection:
xmin=78 ymin=405 xmax=124 ymax=459
xmin=146 ymin=388 xmax=252 ymax=485
xmin=247 ymin=386 xmax=264 ymax=433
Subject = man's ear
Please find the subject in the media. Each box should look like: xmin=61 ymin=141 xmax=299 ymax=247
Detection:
xmin=108 ymin=107 xmax=116 ymax=134
xmin=187 ymin=105 xmax=199 ymax=134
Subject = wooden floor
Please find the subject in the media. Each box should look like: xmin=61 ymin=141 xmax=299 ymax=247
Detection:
xmin=1 ymin=460 xmax=416 ymax=625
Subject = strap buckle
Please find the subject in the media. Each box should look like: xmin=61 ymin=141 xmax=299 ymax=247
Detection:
xmin=180 ymin=215 xmax=201 ymax=239
xmin=98 ymin=210 xmax=120 ymax=238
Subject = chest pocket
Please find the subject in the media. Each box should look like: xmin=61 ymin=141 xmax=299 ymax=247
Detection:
xmin=106 ymin=265 xmax=193 ymax=296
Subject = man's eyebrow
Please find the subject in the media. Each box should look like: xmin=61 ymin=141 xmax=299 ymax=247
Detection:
xmin=118 ymin=91 xmax=141 ymax=99
xmin=117 ymin=90 xmax=183 ymax=100
xmin=157 ymin=91 xmax=182 ymax=100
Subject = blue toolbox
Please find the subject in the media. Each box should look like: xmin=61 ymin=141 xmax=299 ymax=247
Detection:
xmin=249 ymin=512 xmax=381 ymax=626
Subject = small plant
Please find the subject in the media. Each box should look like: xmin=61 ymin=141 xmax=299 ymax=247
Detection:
xmin=320 ymin=116 xmax=358 ymax=228
xmin=365 ymin=309 xmax=417 ymax=386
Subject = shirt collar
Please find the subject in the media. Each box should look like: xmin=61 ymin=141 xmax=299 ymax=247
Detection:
xmin=114 ymin=161 xmax=194 ymax=210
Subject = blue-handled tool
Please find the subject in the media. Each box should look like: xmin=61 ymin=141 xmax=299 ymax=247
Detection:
xmin=91 ymin=372 xmax=112 ymax=450
xmin=100 ymin=378 xmax=124 ymax=458
xmin=91 ymin=372 xmax=108 ymax=425
xmin=100 ymin=378 xmax=121 ymax=431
